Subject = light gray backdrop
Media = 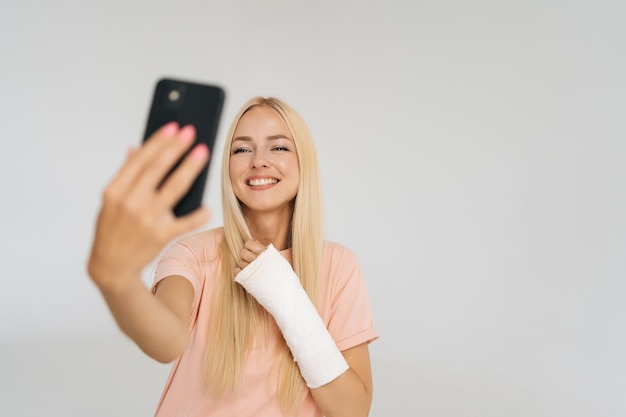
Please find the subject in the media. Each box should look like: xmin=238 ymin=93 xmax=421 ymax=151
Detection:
xmin=1 ymin=0 xmax=624 ymax=416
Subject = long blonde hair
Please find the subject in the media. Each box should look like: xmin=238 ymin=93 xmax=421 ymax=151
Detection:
xmin=204 ymin=97 xmax=323 ymax=413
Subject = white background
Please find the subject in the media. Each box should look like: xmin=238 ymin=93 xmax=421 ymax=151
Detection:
xmin=1 ymin=0 xmax=625 ymax=416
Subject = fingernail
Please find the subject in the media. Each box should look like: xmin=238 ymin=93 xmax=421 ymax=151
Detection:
xmin=178 ymin=125 xmax=196 ymax=142
xmin=161 ymin=122 xmax=179 ymax=137
xmin=190 ymin=144 xmax=208 ymax=160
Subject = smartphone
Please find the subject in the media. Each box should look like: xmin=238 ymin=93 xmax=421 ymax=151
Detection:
xmin=143 ymin=78 xmax=225 ymax=217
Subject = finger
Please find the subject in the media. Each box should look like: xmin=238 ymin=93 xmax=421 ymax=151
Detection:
xmin=244 ymin=239 xmax=267 ymax=255
xmin=132 ymin=125 xmax=198 ymax=197
xmin=156 ymin=143 xmax=209 ymax=209
xmin=108 ymin=122 xmax=180 ymax=194
xmin=126 ymin=146 xmax=138 ymax=160
xmin=239 ymin=248 xmax=258 ymax=263
xmin=100 ymin=124 xmax=185 ymax=225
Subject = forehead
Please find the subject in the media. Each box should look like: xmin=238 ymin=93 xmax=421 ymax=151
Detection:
xmin=233 ymin=105 xmax=291 ymax=138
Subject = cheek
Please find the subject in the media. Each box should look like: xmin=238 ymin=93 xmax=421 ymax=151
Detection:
xmin=282 ymin=156 xmax=300 ymax=176
xmin=286 ymin=163 xmax=300 ymax=190
xmin=229 ymin=159 xmax=243 ymax=181
xmin=292 ymin=161 xmax=301 ymax=182
xmin=229 ymin=164 xmax=245 ymax=199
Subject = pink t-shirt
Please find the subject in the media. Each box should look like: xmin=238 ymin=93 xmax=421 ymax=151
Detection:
xmin=151 ymin=228 xmax=378 ymax=417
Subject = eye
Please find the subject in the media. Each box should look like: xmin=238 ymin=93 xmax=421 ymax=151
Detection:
xmin=232 ymin=147 xmax=251 ymax=154
xmin=271 ymin=146 xmax=290 ymax=151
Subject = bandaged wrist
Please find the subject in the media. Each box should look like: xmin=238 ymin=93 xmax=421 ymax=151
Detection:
xmin=234 ymin=244 xmax=349 ymax=388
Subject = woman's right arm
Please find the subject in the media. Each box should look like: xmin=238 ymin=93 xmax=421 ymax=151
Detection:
xmin=87 ymin=122 xmax=209 ymax=362
xmin=95 ymin=274 xmax=194 ymax=363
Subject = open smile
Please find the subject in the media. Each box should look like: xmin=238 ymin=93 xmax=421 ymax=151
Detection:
xmin=246 ymin=178 xmax=279 ymax=187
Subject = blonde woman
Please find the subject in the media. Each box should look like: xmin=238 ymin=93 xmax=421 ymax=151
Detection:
xmin=88 ymin=97 xmax=378 ymax=416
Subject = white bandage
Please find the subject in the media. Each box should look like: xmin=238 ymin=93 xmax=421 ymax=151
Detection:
xmin=234 ymin=244 xmax=349 ymax=388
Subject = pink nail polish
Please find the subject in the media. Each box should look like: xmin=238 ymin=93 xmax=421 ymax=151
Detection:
xmin=190 ymin=144 xmax=208 ymax=160
xmin=161 ymin=122 xmax=179 ymax=137
xmin=178 ymin=125 xmax=196 ymax=142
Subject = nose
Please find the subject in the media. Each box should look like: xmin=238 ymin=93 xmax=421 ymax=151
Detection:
xmin=252 ymin=150 xmax=269 ymax=168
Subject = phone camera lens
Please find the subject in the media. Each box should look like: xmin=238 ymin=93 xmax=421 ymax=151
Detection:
xmin=168 ymin=89 xmax=181 ymax=102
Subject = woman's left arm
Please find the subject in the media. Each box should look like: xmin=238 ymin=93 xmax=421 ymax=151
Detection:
xmin=310 ymin=343 xmax=373 ymax=417
xmin=235 ymin=240 xmax=375 ymax=417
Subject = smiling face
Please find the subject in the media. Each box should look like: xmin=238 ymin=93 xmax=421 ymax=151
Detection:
xmin=229 ymin=105 xmax=300 ymax=216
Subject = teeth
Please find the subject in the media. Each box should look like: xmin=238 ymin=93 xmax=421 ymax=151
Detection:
xmin=248 ymin=178 xmax=278 ymax=186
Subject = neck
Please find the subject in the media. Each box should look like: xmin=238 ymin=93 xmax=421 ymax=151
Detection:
xmin=244 ymin=207 xmax=293 ymax=251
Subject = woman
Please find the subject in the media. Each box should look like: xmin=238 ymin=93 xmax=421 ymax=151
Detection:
xmin=88 ymin=97 xmax=378 ymax=416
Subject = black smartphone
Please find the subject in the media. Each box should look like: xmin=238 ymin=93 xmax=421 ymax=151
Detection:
xmin=143 ymin=78 xmax=225 ymax=217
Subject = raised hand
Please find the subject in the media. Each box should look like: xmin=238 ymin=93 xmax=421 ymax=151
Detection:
xmin=88 ymin=122 xmax=210 ymax=292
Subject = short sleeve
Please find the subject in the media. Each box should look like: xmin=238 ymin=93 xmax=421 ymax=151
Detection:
xmin=324 ymin=244 xmax=379 ymax=352
xmin=151 ymin=238 xmax=205 ymax=325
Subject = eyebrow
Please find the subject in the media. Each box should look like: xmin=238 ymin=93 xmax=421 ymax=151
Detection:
xmin=232 ymin=134 xmax=292 ymax=142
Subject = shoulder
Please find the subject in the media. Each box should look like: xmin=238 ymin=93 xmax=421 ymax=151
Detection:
xmin=322 ymin=240 xmax=363 ymax=276
xmin=323 ymin=240 xmax=360 ymax=263
xmin=176 ymin=227 xmax=224 ymax=247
